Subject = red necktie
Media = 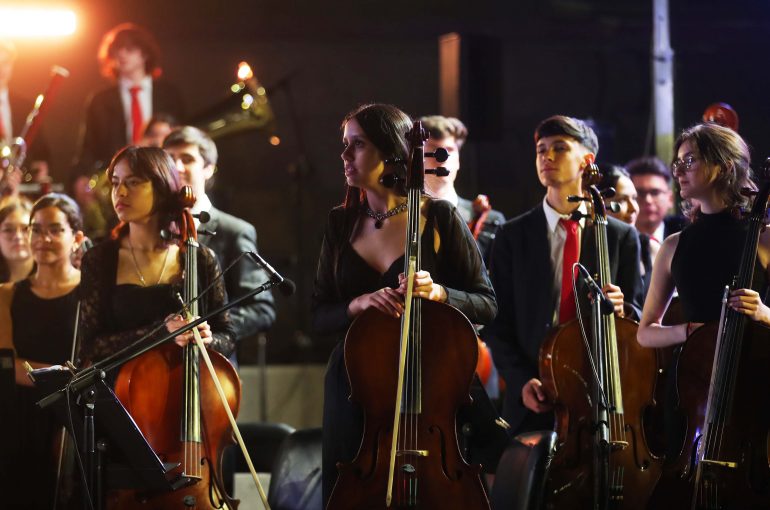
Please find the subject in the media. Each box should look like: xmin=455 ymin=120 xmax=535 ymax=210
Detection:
xmin=129 ymin=86 xmax=143 ymax=144
xmin=559 ymin=218 xmax=579 ymax=323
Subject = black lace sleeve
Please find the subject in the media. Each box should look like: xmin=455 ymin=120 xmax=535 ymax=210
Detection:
xmin=197 ymin=245 xmax=236 ymax=358
xmin=77 ymin=240 xmax=235 ymax=365
xmin=77 ymin=241 xmax=162 ymax=365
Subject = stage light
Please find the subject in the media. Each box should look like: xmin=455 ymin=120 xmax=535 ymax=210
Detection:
xmin=0 ymin=7 xmax=76 ymax=37
xmin=237 ymin=61 xmax=253 ymax=81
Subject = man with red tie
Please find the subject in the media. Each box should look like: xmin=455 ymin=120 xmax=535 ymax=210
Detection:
xmin=74 ymin=23 xmax=184 ymax=176
xmin=486 ymin=115 xmax=643 ymax=434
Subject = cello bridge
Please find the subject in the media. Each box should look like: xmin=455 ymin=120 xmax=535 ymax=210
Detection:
xmin=397 ymin=449 xmax=429 ymax=457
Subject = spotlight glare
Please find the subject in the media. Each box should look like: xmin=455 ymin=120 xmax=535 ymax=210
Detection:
xmin=0 ymin=8 xmax=77 ymax=37
xmin=237 ymin=61 xmax=253 ymax=81
xmin=269 ymin=136 xmax=280 ymax=146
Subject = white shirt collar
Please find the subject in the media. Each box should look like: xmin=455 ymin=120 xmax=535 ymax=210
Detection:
xmin=119 ymin=75 xmax=152 ymax=92
xmin=542 ymin=196 xmax=587 ymax=233
xmin=653 ymin=222 xmax=665 ymax=242
xmin=192 ymin=193 xmax=212 ymax=215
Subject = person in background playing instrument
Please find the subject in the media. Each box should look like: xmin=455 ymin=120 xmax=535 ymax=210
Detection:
xmin=0 ymin=193 xmax=83 ymax=509
xmin=418 ymin=115 xmax=505 ymax=265
xmin=0 ymin=39 xmax=51 ymax=197
xmin=77 ymin=146 xmax=234 ymax=367
xmin=0 ymin=199 xmax=33 ymax=282
xmin=163 ymin=126 xmax=276 ymax=363
xmin=637 ymin=122 xmax=770 ymax=454
xmin=486 ymin=115 xmax=643 ymax=435
xmin=312 ymin=103 xmax=497 ymax=505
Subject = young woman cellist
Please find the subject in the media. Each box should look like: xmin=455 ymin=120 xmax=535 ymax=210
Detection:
xmin=638 ymin=123 xmax=770 ymax=507
xmin=312 ymin=103 xmax=497 ymax=507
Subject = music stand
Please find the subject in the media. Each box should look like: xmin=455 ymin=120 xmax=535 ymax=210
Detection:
xmin=34 ymin=369 xmax=177 ymax=510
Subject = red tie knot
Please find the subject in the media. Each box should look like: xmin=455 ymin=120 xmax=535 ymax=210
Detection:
xmin=129 ymin=86 xmax=141 ymax=96
xmin=560 ymin=218 xmax=579 ymax=234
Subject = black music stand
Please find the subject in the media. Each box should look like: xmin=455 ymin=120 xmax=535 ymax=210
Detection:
xmin=35 ymin=369 xmax=177 ymax=510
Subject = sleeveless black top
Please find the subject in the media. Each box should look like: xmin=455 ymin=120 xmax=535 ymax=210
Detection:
xmin=671 ymin=210 xmax=767 ymax=323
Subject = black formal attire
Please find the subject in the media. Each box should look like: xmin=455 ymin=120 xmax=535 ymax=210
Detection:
xmin=640 ymin=233 xmax=654 ymax=297
xmin=456 ymin=196 xmax=505 ymax=266
xmin=664 ymin=210 xmax=767 ymax=456
xmin=312 ymin=199 xmax=498 ymax=505
xmin=2 ymin=279 xmax=78 ymax=510
xmin=74 ymin=80 xmax=184 ymax=176
xmin=78 ymin=239 xmax=234 ymax=366
xmin=487 ymin=203 xmax=644 ymax=435
xmin=8 ymin=91 xmax=51 ymax=165
xmin=663 ymin=214 xmax=688 ymax=240
xmin=199 ymin=206 xmax=276 ymax=352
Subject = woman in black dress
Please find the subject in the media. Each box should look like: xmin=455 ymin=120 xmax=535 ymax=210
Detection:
xmin=0 ymin=193 xmax=85 ymax=509
xmin=637 ymin=123 xmax=770 ymax=453
xmin=78 ymin=146 xmax=233 ymax=367
xmin=312 ymin=103 xmax=497 ymax=505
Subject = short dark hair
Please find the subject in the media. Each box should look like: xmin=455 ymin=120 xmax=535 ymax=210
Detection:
xmin=98 ymin=23 xmax=162 ymax=79
xmin=625 ymin=156 xmax=672 ymax=183
xmin=597 ymin=163 xmax=630 ymax=192
xmin=418 ymin=116 xmax=468 ymax=149
xmin=163 ymin=126 xmax=218 ymax=167
xmin=144 ymin=113 xmax=179 ymax=136
xmin=106 ymin=146 xmax=180 ymax=239
xmin=534 ymin=115 xmax=599 ymax=155
xmin=31 ymin=193 xmax=83 ymax=232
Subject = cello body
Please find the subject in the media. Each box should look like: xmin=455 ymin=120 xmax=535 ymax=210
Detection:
xmin=540 ymin=317 xmax=661 ymax=509
xmin=648 ymin=321 xmax=770 ymax=509
xmin=327 ymin=301 xmax=488 ymax=510
xmin=111 ymin=342 xmax=241 ymax=509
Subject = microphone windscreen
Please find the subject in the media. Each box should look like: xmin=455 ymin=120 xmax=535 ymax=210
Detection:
xmin=279 ymin=279 xmax=296 ymax=296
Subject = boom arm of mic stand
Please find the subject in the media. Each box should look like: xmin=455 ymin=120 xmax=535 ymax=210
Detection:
xmin=38 ymin=278 xmax=282 ymax=409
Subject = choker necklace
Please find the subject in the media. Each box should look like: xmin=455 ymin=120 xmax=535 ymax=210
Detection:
xmin=128 ymin=239 xmax=171 ymax=287
xmin=364 ymin=202 xmax=408 ymax=229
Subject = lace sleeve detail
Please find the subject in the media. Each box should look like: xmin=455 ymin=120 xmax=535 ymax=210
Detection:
xmin=77 ymin=241 xmax=164 ymax=365
xmin=198 ymin=246 xmax=236 ymax=358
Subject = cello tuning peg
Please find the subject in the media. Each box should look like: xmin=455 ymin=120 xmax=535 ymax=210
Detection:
xmin=426 ymin=167 xmax=450 ymax=177
xmin=195 ymin=211 xmax=211 ymax=224
xmin=160 ymin=229 xmax=180 ymax=242
xmin=379 ymin=173 xmax=403 ymax=188
xmin=608 ymin=202 xmax=621 ymax=213
xmin=600 ymin=187 xmax=616 ymax=199
xmin=567 ymin=195 xmax=588 ymax=203
xmin=570 ymin=211 xmax=588 ymax=221
xmin=425 ymin=147 xmax=449 ymax=163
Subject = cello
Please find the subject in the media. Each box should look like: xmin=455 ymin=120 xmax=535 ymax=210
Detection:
xmin=540 ymin=157 xmax=662 ymax=509
xmin=648 ymin=162 xmax=770 ymax=509
xmin=326 ymin=121 xmax=490 ymax=510
xmin=109 ymin=187 xmax=243 ymax=509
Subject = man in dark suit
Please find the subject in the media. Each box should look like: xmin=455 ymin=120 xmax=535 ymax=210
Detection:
xmin=74 ymin=23 xmax=184 ymax=177
xmin=163 ymin=126 xmax=276 ymax=362
xmin=0 ymin=39 xmax=51 ymax=192
xmin=626 ymin=156 xmax=687 ymax=242
xmin=419 ymin=115 xmax=505 ymax=265
xmin=487 ymin=115 xmax=643 ymax=435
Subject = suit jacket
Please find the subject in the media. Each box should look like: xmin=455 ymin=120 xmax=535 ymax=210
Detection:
xmin=487 ymin=204 xmax=643 ymax=433
xmin=9 ymin=92 xmax=50 ymax=163
xmin=199 ymin=206 xmax=276 ymax=347
xmin=457 ymin=196 xmax=505 ymax=267
xmin=74 ymin=80 xmax=184 ymax=175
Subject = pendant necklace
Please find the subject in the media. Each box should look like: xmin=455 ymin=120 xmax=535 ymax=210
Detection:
xmin=364 ymin=202 xmax=408 ymax=229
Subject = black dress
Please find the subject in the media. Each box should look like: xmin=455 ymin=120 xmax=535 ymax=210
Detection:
xmin=312 ymin=199 xmax=498 ymax=505
xmin=78 ymin=239 xmax=235 ymax=366
xmin=665 ymin=210 xmax=767 ymax=455
xmin=2 ymin=279 xmax=79 ymax=510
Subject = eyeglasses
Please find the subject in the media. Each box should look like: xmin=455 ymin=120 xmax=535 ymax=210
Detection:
xmin=671 ymin=155 xmax=698 ymax=174
xmin=0 ymin=225 xmax=29 ymax=237
xmin=636 ymin=188 xmax=668 ymax=200
xmin=30 ymin=225 xmax=70 ymax=238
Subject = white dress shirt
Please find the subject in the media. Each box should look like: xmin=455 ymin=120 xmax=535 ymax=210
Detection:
xmin=0 ymin=88 xmax=12 ymax=144
xmin=543 ymin=196 xmax=587 ymax=326
xmin=118 ymin=76 xmax=153 ymax=144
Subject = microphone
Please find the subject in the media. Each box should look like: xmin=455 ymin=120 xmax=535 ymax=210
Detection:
xmin=576 ymin=264 xmax=615 ymax=315
xmin=248 ymin=252 xmax=296 ymax=296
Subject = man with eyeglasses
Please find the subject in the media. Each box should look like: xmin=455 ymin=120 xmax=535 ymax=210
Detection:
xmin=626 ymin=156 xmax=687 ymax=244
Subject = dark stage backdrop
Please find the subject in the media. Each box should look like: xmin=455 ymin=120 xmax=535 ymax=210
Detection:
xmin=8 ymin=0 xmax=770 ymax=362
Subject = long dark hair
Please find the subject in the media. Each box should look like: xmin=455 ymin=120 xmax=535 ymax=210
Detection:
xmin=673 ymin=123 xmax=752 ymax=221
xmin=107 ymin=146 xmax=181 ymax=241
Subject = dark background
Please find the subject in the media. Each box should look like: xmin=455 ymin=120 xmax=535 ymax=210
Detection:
xmin=8 ymin=0 xmax=770 ymax=362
